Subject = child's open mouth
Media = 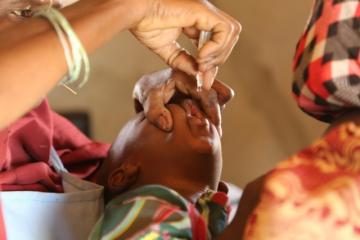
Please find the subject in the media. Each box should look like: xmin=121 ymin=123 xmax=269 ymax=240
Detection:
xmin=182 ymin=99 xmax=212 ymax=136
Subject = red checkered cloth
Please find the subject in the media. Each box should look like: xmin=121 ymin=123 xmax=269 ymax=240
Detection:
xmin=293 ymin=0 xmax=360 ymax=122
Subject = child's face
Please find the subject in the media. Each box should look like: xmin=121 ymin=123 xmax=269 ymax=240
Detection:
xmin=109 ymin=98 xmax=222 ymax=198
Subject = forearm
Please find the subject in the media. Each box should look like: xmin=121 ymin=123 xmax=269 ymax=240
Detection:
xmin=0 ymin=0 xmax=142 ymax=129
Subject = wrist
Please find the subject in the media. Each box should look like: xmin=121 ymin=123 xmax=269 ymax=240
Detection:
xmin=62 ymin=0 xmax=143 ymax=28
xmin=107 ymin=0 xmax=150 ymax=29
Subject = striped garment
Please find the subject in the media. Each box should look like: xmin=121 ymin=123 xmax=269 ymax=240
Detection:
xmin=90 ymin=185 xmax=229 ymax=240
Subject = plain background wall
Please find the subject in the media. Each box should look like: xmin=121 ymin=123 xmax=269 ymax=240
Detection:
xmin=49 ymin=0 xmax=326 ymax=187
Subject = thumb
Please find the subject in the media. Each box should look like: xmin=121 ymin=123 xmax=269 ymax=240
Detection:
xmin=143 ymin=91 xmax=173 ymax=131
xmin=199 ymin=67 xmax=218 ymax=90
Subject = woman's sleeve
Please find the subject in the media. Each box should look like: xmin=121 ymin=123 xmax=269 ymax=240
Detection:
xmin=244 ymin=122 xmax=360 ymax=239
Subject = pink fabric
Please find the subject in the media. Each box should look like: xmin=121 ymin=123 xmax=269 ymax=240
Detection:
xmin=0 ymin=100 xmax=111 ymax=192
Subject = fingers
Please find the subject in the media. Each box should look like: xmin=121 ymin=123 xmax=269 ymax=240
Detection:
xmin=211 ymin=79 xmax=235 ymax=106
xmin=177 ymin=68 xmax=234 ymax=108
xmin=172 ymin=71 xmax=223 ymax=136
xmin=183 ymin=26 xmax=200 ymax=41
xmin=201 ymin=32 xmax=239 ymax=71
xmin=196 ymin=7 xmax=242 ymax=73
xmin=133 ymin=69 xmax=233 ymax=135
xmin=157 ymin=43 xmax=199 ymax=78
xmin=183 ymin=3 xmax=241 ymax=88
xmin=133 ymin=68 xmax=173 ymax=103
xmin=201 ymin=66 xmax=218 ymax=90
xmin=133 ymin=0 xmax=240 ymax=90
xmin=171 ymin=50 xmax=199 ymax=77
xmin=143 ymin=89 xmax=174 ymax=132
xmin=198 ymin=89 xmax=222 ymax=137
xmin=133 ymin=69 xmax=176 ymax=131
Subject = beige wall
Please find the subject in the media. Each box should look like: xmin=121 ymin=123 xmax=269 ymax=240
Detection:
xmin=49 ymin=0 xmax=326 ymax=187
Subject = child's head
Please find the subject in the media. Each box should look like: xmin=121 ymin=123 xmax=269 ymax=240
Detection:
xmin=95 ymin=70 xmax=236 ymax=201
xmin=103 ymin=97 xmax=223 ymax=200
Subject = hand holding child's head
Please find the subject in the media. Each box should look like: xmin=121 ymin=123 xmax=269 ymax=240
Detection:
xmin=99 ymin=71 xmax=234 ymax=201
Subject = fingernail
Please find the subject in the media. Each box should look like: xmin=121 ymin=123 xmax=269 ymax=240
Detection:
xmin=157 ymin=116 xmax=167 ymax=129
xmin=158 ymin=116 xmax=171 ymax=131
xmin=183 ymin=100 xmax=192 ymax=116
xmin=218 ymin=126 xmax=223 ymax=137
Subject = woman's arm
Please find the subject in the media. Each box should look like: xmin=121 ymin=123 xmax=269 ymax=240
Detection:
xmin=0 ymin=0 xmax=241 ymax=130
xmin=0 ymin=0 xmax=63 ymax=16
xmin=0 ymin=0 xmax=144 ymax=129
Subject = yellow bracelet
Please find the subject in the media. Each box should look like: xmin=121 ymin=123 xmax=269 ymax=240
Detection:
xmin=34 ymin=7 xmax=90 ymax=94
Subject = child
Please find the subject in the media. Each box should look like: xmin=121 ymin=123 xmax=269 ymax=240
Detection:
xmin=91 ymin=73 xmax=239 ymax=239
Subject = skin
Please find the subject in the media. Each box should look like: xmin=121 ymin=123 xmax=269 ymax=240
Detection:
xmin=217 ymin=175 xmax=266 ymax=240
xmin=220 ymin=110 xmax=360 ymax=240
xmin=96 ymin=95 xmax=258 ymax=238
xmin=133 ymin=69 xmax=235 ymax=133
xmin=99 ymin=98 xmax=223 ymax=201
xmin=0 ymin=0 xmax=62 ymax=16
xmin=0 ymin=0 xmax=241 ymax=130
xmin=92 ymin=65 xmax=266 ymax=238
xmin=96 ymin=71 xmax=235 ymax=200
xmin=91 ymin=71 xmax=244 ymax=238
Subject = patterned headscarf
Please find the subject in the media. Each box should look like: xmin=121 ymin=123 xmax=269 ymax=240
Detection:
xmin=244 ymin=1 xmax=360 ymax=239
xmin=293 ymin=0 xmax=360 ymax=122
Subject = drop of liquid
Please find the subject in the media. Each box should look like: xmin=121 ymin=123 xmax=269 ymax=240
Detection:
xmin=196 ymin=72 xmax=203 ymax=92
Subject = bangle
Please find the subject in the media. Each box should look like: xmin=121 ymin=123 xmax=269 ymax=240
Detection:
xmin=34 ymin=7 xmax=90 ymax=94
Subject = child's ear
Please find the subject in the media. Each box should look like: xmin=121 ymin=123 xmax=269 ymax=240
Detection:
xmin=106 ymin=162 xmax=140 ymax=200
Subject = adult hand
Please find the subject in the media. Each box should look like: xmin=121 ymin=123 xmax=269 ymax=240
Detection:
xmin=133 ymin=68 xmax=234 ymax=136
xmin=131 ymin=0 xmax=241 ymax=89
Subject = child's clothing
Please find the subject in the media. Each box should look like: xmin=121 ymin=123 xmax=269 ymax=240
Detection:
xmin=90 ymin=185 xmax=230 ymax=240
